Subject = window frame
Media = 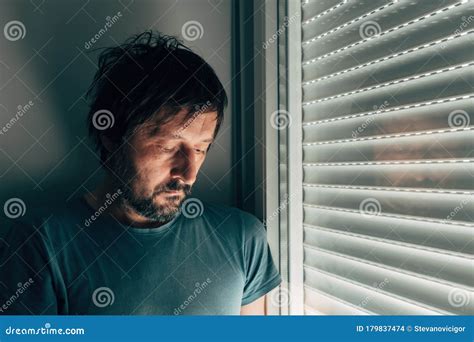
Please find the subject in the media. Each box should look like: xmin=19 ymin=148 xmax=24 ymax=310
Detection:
xmin=259 ymin=0 xmax=305 ymax=315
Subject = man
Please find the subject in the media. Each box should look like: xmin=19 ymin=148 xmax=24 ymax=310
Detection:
xmin=0 ymin=31 xmax=281 ymax=315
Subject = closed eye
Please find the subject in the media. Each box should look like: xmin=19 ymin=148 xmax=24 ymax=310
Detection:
xmin=160 ymin=146 xmax=176 ymax=153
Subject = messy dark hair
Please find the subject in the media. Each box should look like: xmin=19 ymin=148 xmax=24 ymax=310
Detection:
xmin=86 ymin=30 xmax=228 ymax=163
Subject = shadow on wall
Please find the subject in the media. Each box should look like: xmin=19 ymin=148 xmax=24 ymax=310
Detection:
xmin=0 ymin=0 xmax=233 ymax=227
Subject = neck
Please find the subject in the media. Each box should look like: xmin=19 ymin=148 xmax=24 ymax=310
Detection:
xmin=84 ymin=176 xmax=168 ymax=228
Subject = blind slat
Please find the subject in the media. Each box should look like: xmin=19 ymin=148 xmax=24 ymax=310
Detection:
xmin=302 ymin=1 xmax=351 ymax=26
xmin=303 ymin=184 xmax=474 ymax=222
xmin=305 ymin=286 xmax=372 ymax=315
xmin=303 ymin=129 xmax=474 ymax=163
xmin=303 ymin=162 xmax=474 ymax=190
xmin=304 ymin=93 xmax=474 ymax=124
xmin=302 ymin=0 xmax=396 ymax=44
xmin=301 ymin=0 xmax=347 ymax=22
xmin=303 ymin=97 xmax=474 ymax=140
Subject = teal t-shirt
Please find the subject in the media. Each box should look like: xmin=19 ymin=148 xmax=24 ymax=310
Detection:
xmin=0 ymin=197 xmax=281 ymax=315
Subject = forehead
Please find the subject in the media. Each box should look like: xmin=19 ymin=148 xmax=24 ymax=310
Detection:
xmin=140 ymin=108 xmax=218 ymax=139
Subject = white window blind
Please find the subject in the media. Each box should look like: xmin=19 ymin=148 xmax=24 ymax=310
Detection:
xmin=297 ymin=0 xmax=474 ymax=315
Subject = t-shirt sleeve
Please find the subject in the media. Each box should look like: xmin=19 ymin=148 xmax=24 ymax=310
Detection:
xmin=0 ymin=220 xmax=63 ymax=315
xmin=241 ymin=213 xmax=281 ymax=306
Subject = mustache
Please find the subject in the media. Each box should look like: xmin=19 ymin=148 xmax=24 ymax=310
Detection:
xmin=153 ymin=179 xmax=192 ymax=195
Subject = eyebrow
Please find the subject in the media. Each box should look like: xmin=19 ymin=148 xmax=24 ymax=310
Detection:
xmin=167 ymin=133 xmax=214 ymax=143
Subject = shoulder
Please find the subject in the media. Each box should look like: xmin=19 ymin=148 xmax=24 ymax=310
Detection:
xmin=196 ymin=200 xmax=268 ymax=244
xmin=1 ymin=197 xmax=90 ymax=249
xmin=199 ymin=200 xmax=263 ymax=226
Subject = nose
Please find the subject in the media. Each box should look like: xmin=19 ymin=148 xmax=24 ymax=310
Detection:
xmin=170 ymin=146 xmax=199 ymax=184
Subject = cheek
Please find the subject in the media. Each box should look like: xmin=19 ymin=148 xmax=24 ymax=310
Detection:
xmin=197 ymin=156 xmax=206 ymax=170
xmin=131 ymin=150 xmax=171 ymax=182
xmin=133 ymin=145 xmax=167 ymax=168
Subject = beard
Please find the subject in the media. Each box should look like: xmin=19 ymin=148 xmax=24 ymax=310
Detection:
xmin=107 ymin=147 xmax=192 ymax=223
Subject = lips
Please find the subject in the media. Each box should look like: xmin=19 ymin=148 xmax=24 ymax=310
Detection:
xmin=164 ymin=190 xmax=182 ymax=195
xmin=153 ymin=190 xmax=182 ymax=199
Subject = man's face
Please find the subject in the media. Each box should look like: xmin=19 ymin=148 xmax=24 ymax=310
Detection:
xmin=110 ymin=108 xmax=218 ymax=222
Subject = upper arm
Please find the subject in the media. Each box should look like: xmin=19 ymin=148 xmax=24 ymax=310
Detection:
xmin=240 ymin=294 xmax=266 ymax=315
xmin=240 ymin=213 xmax=281 ymax=306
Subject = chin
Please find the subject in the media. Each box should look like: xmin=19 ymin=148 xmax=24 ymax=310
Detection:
xmin=154 ymin=192 xmax=184 ymax=207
